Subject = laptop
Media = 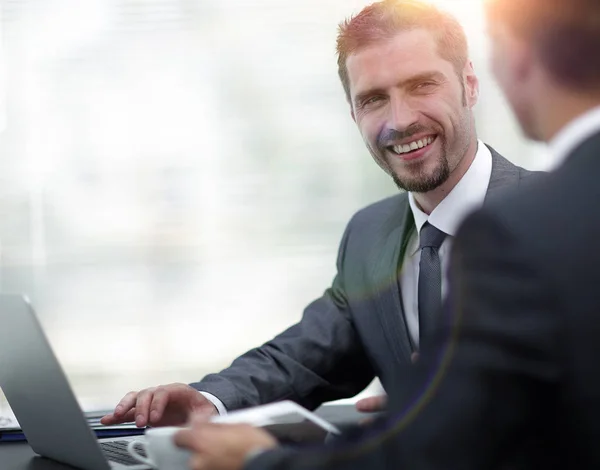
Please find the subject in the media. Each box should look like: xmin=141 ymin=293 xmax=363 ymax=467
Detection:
xmin=0 ymin=294 xmax=150 ymax=469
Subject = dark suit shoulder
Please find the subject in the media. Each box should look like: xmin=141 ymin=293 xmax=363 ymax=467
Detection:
xmin=472 ymin=172 xmax=553 ymax=242
xmin=519 ymin=167 xmax=545 ymax=182
xmin=465 ymin=144 xmax=598 ymax=279
xmin=346 ymin=192 xmax=409 ymax=232
xmin=484 ymin=144 xmax=546 ymax=202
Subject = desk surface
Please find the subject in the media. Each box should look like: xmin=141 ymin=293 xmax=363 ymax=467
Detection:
xmin=1 ymin=404 xmax=369 ymax=470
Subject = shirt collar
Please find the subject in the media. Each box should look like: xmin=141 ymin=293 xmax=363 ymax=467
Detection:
xmin=550 ymin=105 xmax=600 ymax=168
xmin=407 ymin=140 xmax=492 ymax=255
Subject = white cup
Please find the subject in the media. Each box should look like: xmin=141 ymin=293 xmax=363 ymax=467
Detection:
xmin=127 ymin=426 xmax=192 ymax=470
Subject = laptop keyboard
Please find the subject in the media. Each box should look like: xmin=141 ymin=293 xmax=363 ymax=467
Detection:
xmin=100 ymin=440 xmax=147 ymax=467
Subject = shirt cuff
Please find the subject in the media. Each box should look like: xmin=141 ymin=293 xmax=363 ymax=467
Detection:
xmin=199 ymin=391 xmax=227 ymax=416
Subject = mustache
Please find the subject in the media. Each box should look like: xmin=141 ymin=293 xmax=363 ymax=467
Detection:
xmin=377 ymin=124 xmax=438 ymax=149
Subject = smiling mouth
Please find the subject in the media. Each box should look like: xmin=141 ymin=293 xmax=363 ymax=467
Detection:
xmin=386 ymin=135 xmax=436 ymax=156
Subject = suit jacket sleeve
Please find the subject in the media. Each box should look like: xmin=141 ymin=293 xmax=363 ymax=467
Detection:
xmin=244 ymin=206 xmax=564 ymax=470
xmin=189 ymin=216 xmax=375 ymax=411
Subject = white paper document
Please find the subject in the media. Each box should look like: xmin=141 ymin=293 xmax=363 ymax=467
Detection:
xmin=211 ymin=400 xmax=340 ymax=443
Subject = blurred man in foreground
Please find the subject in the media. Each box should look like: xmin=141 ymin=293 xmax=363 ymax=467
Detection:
xmin=102 ymin=0 xmax=535 ymax=428
xmin=173 ymin=0 xmax=600 ymax=468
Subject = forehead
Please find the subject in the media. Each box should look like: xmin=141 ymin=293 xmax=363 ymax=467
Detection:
xmin=346 ymin=29 xmax=454 ymax=96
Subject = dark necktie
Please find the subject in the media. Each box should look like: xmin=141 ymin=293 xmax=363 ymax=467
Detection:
xmin=418 ymin=222 xmax=447 ymax=349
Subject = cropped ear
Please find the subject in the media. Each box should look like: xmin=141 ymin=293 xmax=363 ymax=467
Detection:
xmin=491 ymin=22 xmax=535 ymax=94
xmin=512 ymin=36 xmax=535 ymax=84
xmin=463 ymin=61 xmax=479 ymax=108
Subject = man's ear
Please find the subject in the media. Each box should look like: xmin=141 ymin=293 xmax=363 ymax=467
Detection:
xmin=493 ymin=22 xmax=534 ymax=89
xmin=351 ymin=107 xmax=356 ymax=122
xmin=512 ymin=38 xmax=534 ymax=84
xmin=464 ymin=61 xmax=479 ymax=108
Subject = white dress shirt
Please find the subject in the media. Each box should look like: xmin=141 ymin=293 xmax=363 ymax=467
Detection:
xmin=200 ymin=391 xmax=228 ymax=416
xmin=202 ymin=140 xmax=493 ymax=413
xmin=401 ymin=140 xmax=492 ymax=348
xmin=550 ymin=105 xmax=600 ymax=167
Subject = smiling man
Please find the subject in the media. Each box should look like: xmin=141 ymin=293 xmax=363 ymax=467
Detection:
xmin=174 ymin=0 xmax=600 ymax=468
xmin=103 ymin=0 xmax=537 ymax=435
xmin=346 ymin=27 xmax=478 ymax=215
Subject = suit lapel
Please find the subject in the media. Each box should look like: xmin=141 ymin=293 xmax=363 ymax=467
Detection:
xmin=369 ymin=196 xmax=415 ymax=363
xmin=370 ymin=147 xmax=525 ymax=365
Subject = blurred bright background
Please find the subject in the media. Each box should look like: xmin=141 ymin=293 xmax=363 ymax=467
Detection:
xmin=0 ymin=0 xmax=550 ymax=415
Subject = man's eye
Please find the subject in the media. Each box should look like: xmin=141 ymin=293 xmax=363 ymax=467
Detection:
xmin=416 ymin=81 xmax=436 ymax=90
xmin=364 ymin=96 xmax=383 ymax=105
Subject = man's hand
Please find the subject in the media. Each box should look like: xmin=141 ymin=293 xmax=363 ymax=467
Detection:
xmin=100 ymin=383 xmax=218 ymax=428
xmin=175 ymin=418 xmax=278 ymax=470
xmin=355 ymin=394 xmax=387 ymax=413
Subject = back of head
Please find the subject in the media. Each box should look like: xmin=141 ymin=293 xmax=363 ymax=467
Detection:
xmin=336 ymin=0 xmax=468 ymax=101
xmin=486 ymin=0 xmax=600 ymax=92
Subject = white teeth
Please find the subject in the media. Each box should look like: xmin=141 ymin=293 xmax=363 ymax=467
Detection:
xmin=392 ymin=136 xmax=435 ymax=155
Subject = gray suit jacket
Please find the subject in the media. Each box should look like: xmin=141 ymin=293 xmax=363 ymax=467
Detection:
xmin=191 ymin=146 xmax=538 ymax=412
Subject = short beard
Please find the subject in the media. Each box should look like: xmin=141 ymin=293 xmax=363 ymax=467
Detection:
xmin=391 ymin=155 xmax=450 ymax=193
xmin=379 ymin=81 xmax=466 ymax=193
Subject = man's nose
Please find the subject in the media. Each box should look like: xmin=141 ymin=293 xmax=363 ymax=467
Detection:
xmin=388 ymin=95 xmax=419 ymax=132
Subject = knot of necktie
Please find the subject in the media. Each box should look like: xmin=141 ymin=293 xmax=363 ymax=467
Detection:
xmin=419 ymin=222 xmax=447 ymax=250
